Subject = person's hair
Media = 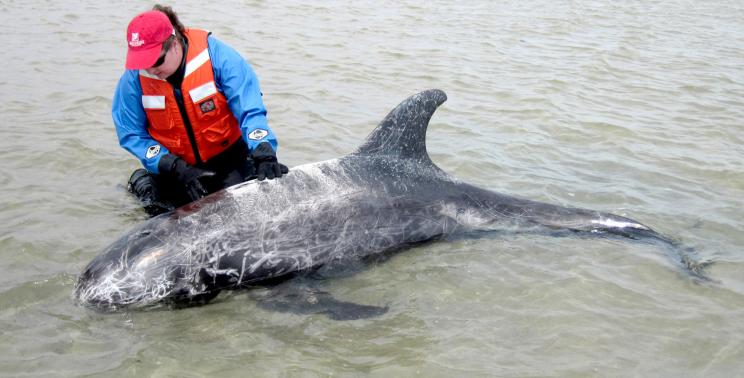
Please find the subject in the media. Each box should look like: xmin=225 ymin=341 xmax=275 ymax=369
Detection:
xmin=152 ymin=4 xmax=186 ymax=45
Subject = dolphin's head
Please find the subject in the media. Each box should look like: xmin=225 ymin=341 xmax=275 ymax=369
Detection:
xmin=73 ymin=215 xmax=216 ymax=311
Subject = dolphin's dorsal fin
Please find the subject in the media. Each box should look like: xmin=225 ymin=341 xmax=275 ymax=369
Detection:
xmin=353 ymin=89 xmax=447 ymax=162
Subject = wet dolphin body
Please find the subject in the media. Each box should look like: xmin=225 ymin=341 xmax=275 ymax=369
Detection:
xmin=74 ymin=89 xmax=707 ymax=313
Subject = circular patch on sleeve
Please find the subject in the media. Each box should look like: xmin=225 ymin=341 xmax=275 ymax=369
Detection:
xmin=248 ymin=129 xmax=269 ymax=141
xmin=146 ymin=145 xmax=161 ymax=159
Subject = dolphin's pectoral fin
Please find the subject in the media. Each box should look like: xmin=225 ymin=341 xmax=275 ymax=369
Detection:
xmin=253 ymin=283 xmax=388 ymax=320
xmin=169 ymin=289 xmax=221 ymax=309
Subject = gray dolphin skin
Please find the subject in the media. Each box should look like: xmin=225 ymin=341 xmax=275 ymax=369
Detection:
xmin=74 ymin=89 xmax=707 ymax=312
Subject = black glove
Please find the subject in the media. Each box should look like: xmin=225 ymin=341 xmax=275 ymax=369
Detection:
xmin=158 ymin=154 xmax=216 ymax=201
xmin=251 ymin=142 xmax=289 ymax=181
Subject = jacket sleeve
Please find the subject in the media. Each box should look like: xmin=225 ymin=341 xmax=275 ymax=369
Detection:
xmin=112 ymin=70 xmax=170 ymax=173
xmin=207 ymin=35 xmax=279 ymax=154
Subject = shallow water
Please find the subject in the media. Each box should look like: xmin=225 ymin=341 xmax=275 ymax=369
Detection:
xmin=1 ymin=0 xmax=743 ymax=376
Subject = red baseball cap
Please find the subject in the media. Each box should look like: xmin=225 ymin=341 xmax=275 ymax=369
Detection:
xmin=125 ymin=11 xmax=174 ymax=69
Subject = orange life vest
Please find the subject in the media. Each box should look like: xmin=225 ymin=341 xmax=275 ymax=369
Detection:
xmin=139 ymin=29 xmax=242 ymax=165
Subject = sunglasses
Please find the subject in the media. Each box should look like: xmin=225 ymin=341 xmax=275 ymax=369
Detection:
xmin=151 ymin=35 xmax=175 ymax=68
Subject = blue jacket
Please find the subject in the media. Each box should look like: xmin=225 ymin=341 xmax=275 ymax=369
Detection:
xmin=112 ymin=35 xmax=277 ymax=173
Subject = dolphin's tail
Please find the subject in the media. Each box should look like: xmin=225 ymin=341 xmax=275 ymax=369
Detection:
xmin=594 ymin=224 xmax=715 ymax=282
xmin=642 ymin=232 xmax=715 ymax=282
xmin=452 ymin=184 xmax=715 ymax=281
xmin=516 ymin=200 xmax=716 ymax=281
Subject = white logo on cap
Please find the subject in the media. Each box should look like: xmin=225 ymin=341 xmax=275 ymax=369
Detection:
xmin=129 ymin=32 xmax=144 ymax=47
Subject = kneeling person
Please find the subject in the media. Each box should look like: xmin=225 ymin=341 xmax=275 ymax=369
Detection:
xmin=112 ymin=6 xmax=287 ymax=216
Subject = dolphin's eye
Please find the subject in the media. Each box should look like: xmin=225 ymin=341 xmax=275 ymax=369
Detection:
xmin=127 ymin=230 xmax=152 ymax=244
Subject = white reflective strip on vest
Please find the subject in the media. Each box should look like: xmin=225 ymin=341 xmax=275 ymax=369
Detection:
xmin=184 ymin=49 xmax=210 ymax=79
xmin=189 ymin=81 xmax=218 ymax=103
xmin=142 ymin=95 xmax=166 ymax=109
xmin=139 ymin=70 xmax=165 ymax=80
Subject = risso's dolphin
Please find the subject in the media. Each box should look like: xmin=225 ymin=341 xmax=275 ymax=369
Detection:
xmin=74 ymin=89 xmax=709 ymax=315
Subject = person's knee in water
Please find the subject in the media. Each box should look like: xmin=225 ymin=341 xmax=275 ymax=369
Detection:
xmin=126 ymin=169 xmax=174 ymax=216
